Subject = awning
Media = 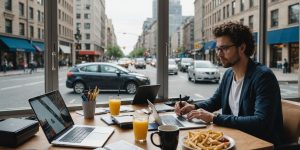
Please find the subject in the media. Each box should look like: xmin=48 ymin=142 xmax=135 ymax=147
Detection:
xmin=0 ymin=36 xmax=35 ymax=52
xmin=59 ymin=45 xmax=71 ymax=54
xmin=204 ymin=40 xmax=216 ymax=50
xmin=32 ymin=41 xmax=45 ymax=52
xmin=78 ymin=50 xmax=100 ymax=55
xmin=268 ymin=26 xmax=299 ymax=44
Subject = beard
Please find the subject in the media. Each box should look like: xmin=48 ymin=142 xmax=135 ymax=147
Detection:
xmin=220 ymin=55 xmax=241 ymax=68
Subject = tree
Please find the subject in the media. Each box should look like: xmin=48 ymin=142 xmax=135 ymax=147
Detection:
xmin=106 ymin=45 xmax=124 ymax=59
xmin=129 ymin=47 xmax=146 ymax=58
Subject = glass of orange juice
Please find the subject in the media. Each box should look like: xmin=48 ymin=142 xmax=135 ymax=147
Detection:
xmin=133 ymin=110 xmax=149 ymax=142
xmin=109 ymin=96 xmax=121 ymax=116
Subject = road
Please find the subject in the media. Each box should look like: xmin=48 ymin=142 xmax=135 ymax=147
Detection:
xmin=0 ymin=65 xmax=298 ymax=111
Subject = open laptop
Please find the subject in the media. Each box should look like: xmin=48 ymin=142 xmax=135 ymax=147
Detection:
xmin=28 ymin=90 xmax=114 ymax=148
xmin=129 ymin=84 xmax=174 ymax=112
xmin=147 ymin=100 xmax=207 ymax=129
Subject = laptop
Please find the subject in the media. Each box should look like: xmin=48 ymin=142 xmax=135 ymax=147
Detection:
xmin=129 ymin=84 xmax=174 ymax=112
xmin=28 ymin=90 xmax=114 ymax=148
xmin=147 ymin=100 xmax=207 ymax=129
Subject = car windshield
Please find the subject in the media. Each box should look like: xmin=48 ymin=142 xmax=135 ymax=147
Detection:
xmin=169 ymin=60 xmax=176 ymax=65
xmin=136 ymin=59 xmax=145 ymax=63
xmin=195 ymin=61 xmax=216 ymax=68
xmin=182 ymin=58 xmax=193 ymax=63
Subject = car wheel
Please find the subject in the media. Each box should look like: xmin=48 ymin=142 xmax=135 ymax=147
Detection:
xmin=126 ymin=82 xmax=137 ymax=94
xmin=188 ymin=74 xmax=191 ymax=81
xmin=193 ymin=75 xmax=197 ymax=83
xmin=175 ymin=72 xmax=178 ymax=75
xmin=73 ymin=81 xmax=85 ymax=94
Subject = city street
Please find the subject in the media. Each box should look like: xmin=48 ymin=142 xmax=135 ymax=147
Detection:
xmin=0 ymin=64 xmax=298 ymax=111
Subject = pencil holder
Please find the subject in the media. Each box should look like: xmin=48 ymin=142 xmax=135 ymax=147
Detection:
xmin=82 ymin=100 xmax=96 ymax=119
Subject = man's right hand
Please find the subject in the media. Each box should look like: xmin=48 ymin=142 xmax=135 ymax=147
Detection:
xmin=174 ymin=101 xmax=196 ymax=116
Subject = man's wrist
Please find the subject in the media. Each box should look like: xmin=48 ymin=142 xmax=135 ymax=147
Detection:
xmin=212 ymin=113 xmax=220 ymax=123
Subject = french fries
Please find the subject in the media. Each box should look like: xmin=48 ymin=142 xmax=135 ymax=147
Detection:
xmin=184 ymin=130 xmax=230 ymax=150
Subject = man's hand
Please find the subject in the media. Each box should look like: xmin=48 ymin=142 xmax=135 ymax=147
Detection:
xmin=186 ymin=108 xmax=215 ymax=123
xmin=174 ymin=101 xmax=195 ymax=116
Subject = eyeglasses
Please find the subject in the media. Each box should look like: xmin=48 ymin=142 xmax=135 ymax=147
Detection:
xmin=215 ymin=44 xmax=236 ymax=53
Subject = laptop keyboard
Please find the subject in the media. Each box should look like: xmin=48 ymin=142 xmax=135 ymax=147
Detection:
xmin=154 ymin=104 xmax=174 ymax=112
xmin=160 ymin=115 xmax=184 ymax=127
xmin=59 ymin=127 xmax=95 ymax=143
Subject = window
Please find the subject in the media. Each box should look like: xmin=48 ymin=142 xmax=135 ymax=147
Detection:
xmin=240 ymin=0 xmax=244 ymax=12
xmin=38 ymin=28 xmax=41 ymax=39
xmin=84 ymin=13 xmax=91 ymax=19
xmin=101 ymin=65 xmax=117 ymax=73
xmin=86 ymin=33 xmax=90 ymax=39
xmin=19 ymin=2 xmax=24 ymax=16
xmin=76 ymin=23 xmax=81 ymax=28
xmin=226 ymin=4 xmax=230 ymax=18
xmin=85 ymin=44 xmax=91 ymax=50
xmin=5 ymin=0 xmax=12 ymax=11
xmin=29 ymin=7 xmax=34 ymax=19
xmin=249 ymin=0 xmax=254 ymax=8
xmin=80 ymin=65 xmax=99 ymax=72
xmin=5 ymin=19 xmax=12 ymax=34
xmin=288 ymin=3 xmax=299 ymax=24
xmin=38 ymin=10 xmax=41 ymax=22
xmin=240 ymin=18 xmax=244 ymax=24
xmin=249 ymin=15 xmax=253 ymax=29
xmin=19 ymin=23 xmax=25 ymax=35
xmin=86 ymin=4 xmax=91 ymax=10
xmin=84 ymin=23 xmax=91 ymax=29
xmin=30 ymin=26 xmax=34 ymax=37
xmin=271 ymin=9 xmax=279 ymax=27
xmin=223 ymin=6 xmax=226 ymax=19
xmin=232 ymin=0 xmax=236 ymax=15
xmin=76 ymin=13 xmax=81 ymax=19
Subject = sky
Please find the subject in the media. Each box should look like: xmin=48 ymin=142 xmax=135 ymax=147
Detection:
xmin=106 ymin=0 xmax=195 ymax=55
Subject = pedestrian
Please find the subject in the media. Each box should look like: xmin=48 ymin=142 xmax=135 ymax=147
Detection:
xmin=29 ymin=60 xmax=35 ymax=74
xmin=283 ymin=58 xmax=288 ymax=73
xmin=1 ymin=56 xmax=8 ymax=73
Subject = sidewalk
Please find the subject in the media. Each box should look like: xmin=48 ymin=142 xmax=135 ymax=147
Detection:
xmin=218 ymin=67 xmax=298 ymax=84
xmin=0 ymin=66 xmax=69 ymax=77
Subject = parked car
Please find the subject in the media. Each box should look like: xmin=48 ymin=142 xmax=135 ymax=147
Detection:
xmin=168 ymin=59 xmax=178 ymax=75
xmin=134 ymin=58 xmax=146 ymax=69
xmin=117 ymin=58 xmax=130 ymax=68
xmin=178 ymin=58 xmax=194 ymax=72
xmin=66 ymin=62 xmax=150 ymax=94
xmin=187 ymin=60 xmax=220 ymax=83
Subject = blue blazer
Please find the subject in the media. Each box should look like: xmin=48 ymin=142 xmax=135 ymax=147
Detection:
xmin=195 ymin=59 xmax=283 ymax=145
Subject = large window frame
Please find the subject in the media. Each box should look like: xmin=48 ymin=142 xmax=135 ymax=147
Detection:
xmin=271 ymin=9 xmax=279 ymax=27
xmin=288 ymin=3 xmax=299 ymax=24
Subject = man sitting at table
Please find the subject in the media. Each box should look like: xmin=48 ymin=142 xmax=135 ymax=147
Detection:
xmin=175 ymin=22 xmax=283 ymax=146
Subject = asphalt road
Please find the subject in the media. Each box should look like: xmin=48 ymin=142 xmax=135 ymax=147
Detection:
xmin=0 ymin=64 xmax=298 ymax=111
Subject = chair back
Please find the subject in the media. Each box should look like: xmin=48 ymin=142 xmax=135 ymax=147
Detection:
xmin=281 ymin=100 xmax=300 ymax=144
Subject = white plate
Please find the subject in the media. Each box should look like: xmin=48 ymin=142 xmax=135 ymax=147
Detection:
xmin=181 ymin=135 xmax=235 ymax=150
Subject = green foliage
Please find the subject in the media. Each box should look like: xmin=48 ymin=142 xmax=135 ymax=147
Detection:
xmin=106 ymin=45 xmax=124 ymax=59
xmin=129 ymin=47 xmax=146 ymax=58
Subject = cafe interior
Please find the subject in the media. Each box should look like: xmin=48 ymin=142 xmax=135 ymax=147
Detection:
xmin=0 ymin=1 xmax=299 ymax=150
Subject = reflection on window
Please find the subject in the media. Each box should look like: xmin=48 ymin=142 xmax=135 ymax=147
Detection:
xmin=288 ymin=3 xmax=299 ymax=24
xmin=271 ymin=9 xmax=279 ymax=27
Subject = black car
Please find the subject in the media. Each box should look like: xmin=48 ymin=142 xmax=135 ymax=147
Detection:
xmin=66 ymin=62 xmax=150 ymax=94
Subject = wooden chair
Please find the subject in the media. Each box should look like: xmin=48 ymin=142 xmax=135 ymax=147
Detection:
xmin=276 ymin=100 xmax=300 ymax=150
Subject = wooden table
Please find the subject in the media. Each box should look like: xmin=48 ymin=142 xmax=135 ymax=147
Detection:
xmin=2 ymin=104 xmax=274 ymax=150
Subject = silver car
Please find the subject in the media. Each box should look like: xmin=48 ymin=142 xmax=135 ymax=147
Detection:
xmin=187 ymin=60 xmax=220 ymax=83
xmin=168 ymin=59 xmax=178 ymax=75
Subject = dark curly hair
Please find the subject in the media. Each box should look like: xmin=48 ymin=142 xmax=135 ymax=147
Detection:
xmin=213 ymin=22 xmax=255 ymax=57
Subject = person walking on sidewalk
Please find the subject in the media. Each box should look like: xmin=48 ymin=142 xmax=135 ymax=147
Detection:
xmin=283 ymin=58 xmax=288 ymax=73
xmin=1 ymin=56 xmax=8 ymax=73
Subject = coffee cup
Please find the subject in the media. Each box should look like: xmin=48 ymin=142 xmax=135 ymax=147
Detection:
xmin=150 ymin=125 xmax=179 ymax=150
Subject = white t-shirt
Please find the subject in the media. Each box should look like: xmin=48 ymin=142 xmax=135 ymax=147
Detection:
xmin=229 ymin=76 xmax=244 ymax=116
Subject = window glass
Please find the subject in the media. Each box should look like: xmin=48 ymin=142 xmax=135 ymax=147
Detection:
xmin=101 ymin=65 xmax=117 ymax=73
xmin=288 ymin=3 xmax=299 ymax=24
xmin=271 ymin=9 xmax=279 ymax=27
xmin=80 ymin=65 xmax=99 ymax=72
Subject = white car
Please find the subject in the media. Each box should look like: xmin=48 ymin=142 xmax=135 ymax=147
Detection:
xmin=187 ymin=60 xmax=220 ymax=83
xmin=168 ymin=59 xmax=178 ymax=75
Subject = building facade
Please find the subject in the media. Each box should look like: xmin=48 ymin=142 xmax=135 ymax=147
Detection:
xmin=0 ymin=0 xmax=45 ymax=70
xmin=74 ymin=0 xmax=105 ymax=62
xmin=194 ymin=0 xmax=299 ymax=72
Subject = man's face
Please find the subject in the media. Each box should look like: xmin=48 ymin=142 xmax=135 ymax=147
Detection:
xmin=215 ymin=36 xmax=242 ymax=68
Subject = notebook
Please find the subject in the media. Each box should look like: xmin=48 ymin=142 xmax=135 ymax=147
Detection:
xmin=129 ymin=84 xmax=175 ymax=112
xmin=28 ymin=90 xmax=114 ymax=148
xmin=147 ymin=100 xmax=207 ymax=129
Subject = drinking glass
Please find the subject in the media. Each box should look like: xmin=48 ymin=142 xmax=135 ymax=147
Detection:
xmin=133 ymin=110 xmax=149 ymax=142
xmin=109 ymin=96 xmax=121 ymax=116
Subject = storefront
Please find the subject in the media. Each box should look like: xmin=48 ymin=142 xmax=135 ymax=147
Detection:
xmin=76 ymin=50 xmax=100 ymax=63
xmin=59 ymin=45 xmax=71 ymax=66
xmin=0 ymin=36 xmax=35 ymax=70
xmin=32 ymin=41 xmax=45 ymax=67
xmin=289 ymin=42 xmax=299 ymax=72
xmin=204 ymin=40 xmax=216 ymax=63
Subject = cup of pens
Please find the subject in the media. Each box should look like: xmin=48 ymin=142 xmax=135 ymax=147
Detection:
xmin=81 ymin=87 xmax=100 ymax=119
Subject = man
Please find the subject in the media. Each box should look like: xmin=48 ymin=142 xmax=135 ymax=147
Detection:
xmin=175 ymin=22 xmax=283 ymax=145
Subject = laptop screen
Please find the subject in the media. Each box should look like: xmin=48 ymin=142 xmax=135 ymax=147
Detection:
xmin=131 ymin=84 xmax=160 ymax=104
xmin=29 ymin=90 xmax=74 ymax=143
